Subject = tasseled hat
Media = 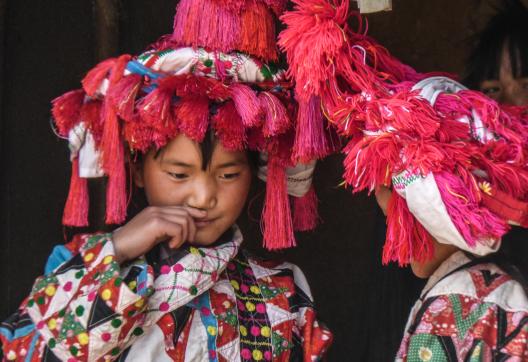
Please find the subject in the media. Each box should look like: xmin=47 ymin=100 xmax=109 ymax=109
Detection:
xmin=52 ymin=0 xmax=338 ymax=250
xmin=280 ymin=0 xmax=528 ymax=264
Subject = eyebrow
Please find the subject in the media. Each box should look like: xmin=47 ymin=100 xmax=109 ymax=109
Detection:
xmin=161 ymin=159 xmax=246 ymax=169
xmin=216 ymin=161 xmax=245 ymax=169
xmin=162 ymin=159 xmax=194 ymax=168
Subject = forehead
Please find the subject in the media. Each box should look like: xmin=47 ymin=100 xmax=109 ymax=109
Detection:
xmin=158 ymin=134 xmax=247 ymax=166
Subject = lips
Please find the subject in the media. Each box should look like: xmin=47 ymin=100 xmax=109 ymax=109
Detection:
xmin=194 ymin=218 xmax=217 ymax=228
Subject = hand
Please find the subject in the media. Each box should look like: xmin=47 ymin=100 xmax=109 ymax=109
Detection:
xmin=112 ymin=206 xmax=207 ymax=264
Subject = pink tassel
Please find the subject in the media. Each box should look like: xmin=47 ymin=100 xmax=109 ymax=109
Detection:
xmin=172 ymin=0 xmax=240 ymax=53
xmin=262 ymin=157 xmax=296 ymax=250
xmin=230 ymin=84 xmax=262 ymax=127
xmin=259 ymin=91 xmax=290 ymax=137
xmin=62 ymin=158 xmax=89 ymax=227
xmin=82 ymin=58 xmax=116 ymax=97
xmin=293 ymin=95 xmax=334 ymax=163
xmin=100 ymin=103 xmax=127 ymax=224
xmin=176 ymin=96 xmax=210 ymax=142
xmin=384 ymin=190 xmax=434 ymax=266
xmin=51 ymin=90 xmax=85 ymax=136
xmin=293 ymin=186 xmax=319 ymax=231
xmin=212 ymin=101 xmax=246 ymax=150
xmin=434 ymin=171 xmax=508 ymax=246
xmin=107 ymin=74 xmax=142 ymax=121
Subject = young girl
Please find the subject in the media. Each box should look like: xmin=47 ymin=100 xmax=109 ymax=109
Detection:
xmin=0 ymin=1 xmax=334 ymax=360
xmin=280 ymin=0 xmax=528 ymax=359
xmin=464 ymin=0 xmax=528 ymax=106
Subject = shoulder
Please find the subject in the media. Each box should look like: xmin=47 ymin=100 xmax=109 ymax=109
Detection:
xmin=428 ymin=261 xmax=528 ymax=313
xmin=44 ymin=233 xmax=113 ymax=274
xmin=243 ymin=254 xmax=314 ymax=301
xmin=409 ymin=293 xmax=528 ymax=359
xmin=408 ymin=262 xmax=528 ymax=359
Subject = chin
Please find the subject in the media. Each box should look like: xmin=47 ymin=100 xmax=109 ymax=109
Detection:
xmin=410 ymin=262 xmax=434 ymax=279
xmin=191 ymin=228 xmax=224 ymax=246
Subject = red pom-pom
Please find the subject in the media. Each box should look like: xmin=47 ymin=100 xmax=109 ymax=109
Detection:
xmin=51 ymin=90 xmax=85 ymax=136
xmin=259 ymin=91 xmax=290 ymax=137
xmin=278 ymin=0 xmax=349 ymax=100
xmin=212 ymin=101 xmax=246 ymax=150
xmin=262 ymin=157 xmax=296 ymax=250
xmin=62 ymin=158 xmax=89 ymax=227
xmin=176 ymin=96 xmax=210 ymax=142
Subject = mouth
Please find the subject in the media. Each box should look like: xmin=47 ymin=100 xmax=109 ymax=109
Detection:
xmin=194 ymin=217 xmax=218 ymax=228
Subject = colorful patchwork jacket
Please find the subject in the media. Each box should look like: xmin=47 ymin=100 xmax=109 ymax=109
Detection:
xmin=396 ymin=251 xmax=528 ymax=361
xmin=0 ymin=227 xmax=332 ymax=361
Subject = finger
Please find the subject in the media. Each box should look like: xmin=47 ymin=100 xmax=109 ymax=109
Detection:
xmin=155 ymin=206 xmax=207 ymax=218
xmin=164 ymin=214 xmax=200 ymax=246
xmin=182 ymin=206 xmax=208 ymax=218
xmin=187 ymin=213 xmax=197 ymax=242
xmin=156 ymin=209 xmax=197 ymax=242
xmin=152 ymin=217 xmax=185 ymax=248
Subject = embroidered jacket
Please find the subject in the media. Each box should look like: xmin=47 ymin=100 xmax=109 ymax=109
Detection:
xmin=0 ymin=228 xmax=332 ymax=361
xmin=396 ymin=251 xmax=528 ymax=361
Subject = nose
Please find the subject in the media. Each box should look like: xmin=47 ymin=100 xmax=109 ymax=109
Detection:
xmin=500 ymin=82 xmax=525 ymax=106
xmin=186 ymin=175 xmax=217 ymax=211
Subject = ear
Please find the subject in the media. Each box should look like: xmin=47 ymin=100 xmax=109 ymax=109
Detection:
xmin=131 ymin=159 xmax=145 ymax=188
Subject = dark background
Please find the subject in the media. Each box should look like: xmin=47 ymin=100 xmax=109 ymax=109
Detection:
xmin=0 ymin=0 xmax=500 ymax=360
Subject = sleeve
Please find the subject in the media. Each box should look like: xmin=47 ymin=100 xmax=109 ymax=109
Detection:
xmin=397 ymin=294 xmax=528 ymax=361
xmin=290 ymin=265 xmax=333 ymax=362
xmin=1 ymin=233 xmax=155 ymax=361
xmin=1 ymin=232 xmax=240 ymax=361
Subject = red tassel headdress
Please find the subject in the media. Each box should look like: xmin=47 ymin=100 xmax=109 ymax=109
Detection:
xmin=52 ymin=0 xmax=330 ymax=250
xmin=279 ymin=0 xmax=528 ymax=264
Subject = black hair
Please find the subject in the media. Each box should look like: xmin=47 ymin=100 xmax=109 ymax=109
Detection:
xmin=152 ymin=128 xmax=259 ymax=171
xmin=464 ymin=0 xmax=528 ymax=89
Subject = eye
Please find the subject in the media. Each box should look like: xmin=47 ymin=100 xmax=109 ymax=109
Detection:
xmin=482 ymin=86 xmax=501 ymax=95
xmin=167 ymin=172 xmax=189 ymax=180
xmin=219 ymin=172 xmax=240 ymax=180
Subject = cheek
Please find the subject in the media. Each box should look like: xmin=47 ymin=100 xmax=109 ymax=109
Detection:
xmin=142 ymin=170 xmax=188 ymax=206
xmin=218 ymin=173 xmax=251 ymax=216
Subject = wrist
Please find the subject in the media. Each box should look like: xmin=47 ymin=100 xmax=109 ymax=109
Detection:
xmin=111 ymin=228 xmax=127 ymax=264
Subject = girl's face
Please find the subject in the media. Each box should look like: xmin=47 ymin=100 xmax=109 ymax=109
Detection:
xmin=134 ymin=134 xmax=252 ymax=246
xmin=480 ymin=45 xmax=528 ymax=106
